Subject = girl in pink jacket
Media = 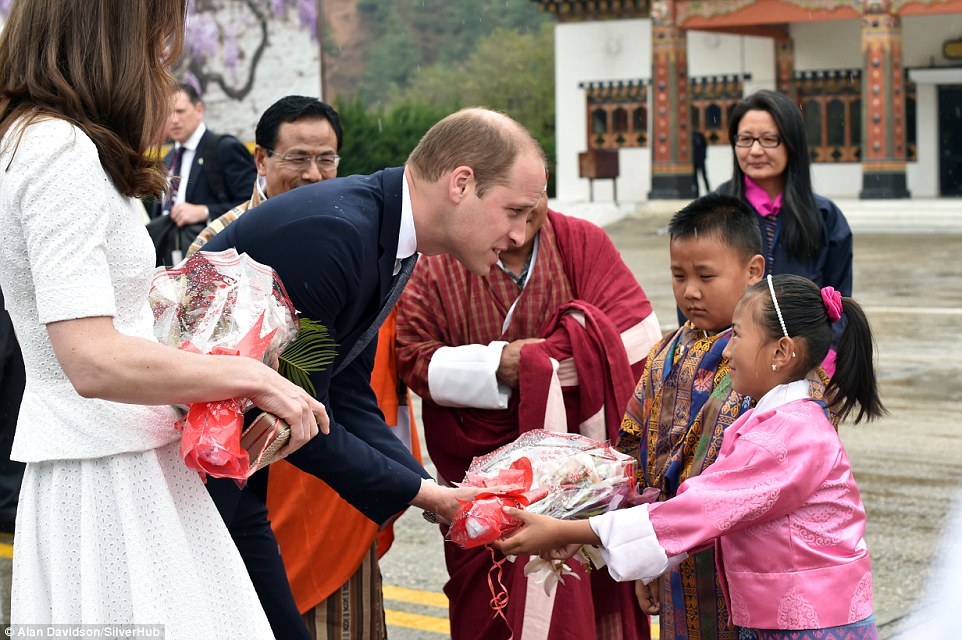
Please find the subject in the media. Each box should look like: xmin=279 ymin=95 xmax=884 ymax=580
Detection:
xmin=497 ymin=274 xmax=885 ymax=640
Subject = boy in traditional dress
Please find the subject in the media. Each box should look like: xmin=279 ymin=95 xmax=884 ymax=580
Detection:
xmin=617 ymin=194 xmax=762 ymax=639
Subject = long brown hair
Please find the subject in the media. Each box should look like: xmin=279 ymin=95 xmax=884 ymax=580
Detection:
xmin=0 ymin=0 xmax=187 ymax=198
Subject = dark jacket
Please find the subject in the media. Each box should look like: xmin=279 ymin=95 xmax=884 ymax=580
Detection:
xmin=203 ymin=167 xmax=428 ymax=524
xmin=151 ymin=129 xmax=256 ymax=221
xmin=717 ymin=179 xmax=853 ymax=294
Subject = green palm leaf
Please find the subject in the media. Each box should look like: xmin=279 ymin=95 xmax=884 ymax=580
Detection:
xmin=278 ymin=317 xmax=338 ymax=396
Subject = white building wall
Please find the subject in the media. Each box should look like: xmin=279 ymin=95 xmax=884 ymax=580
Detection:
xmin=552 ymin=12 xmax=957 ymax=208
xmin=200 ymin=21 xmax=321 ymax=143
xmin=688 ymin=32 xmax=775 ymax=189
xmin=554 ymin=19 xmax=652 ymax=204
xmin=791 ymin=20 xmax=862 ymax=71
xmin=908 ymin=82 xmax=939 ymax=198
xmin=902 ymin=15 xmax=962 ymax=67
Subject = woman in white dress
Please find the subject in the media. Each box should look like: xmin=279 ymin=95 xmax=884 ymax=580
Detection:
xmin=0 ymin=1 xmax=328 ymax=637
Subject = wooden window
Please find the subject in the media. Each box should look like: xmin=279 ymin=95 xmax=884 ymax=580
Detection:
xmin=794 ymin=70 xmax=916 ymax=163
xmin=582 ymin=80 xmax=648 ymax=150
xmin=690 ymin=75 xmax=748 ymax=145
xmin=795 ymin=71 xmax=861 ymax=162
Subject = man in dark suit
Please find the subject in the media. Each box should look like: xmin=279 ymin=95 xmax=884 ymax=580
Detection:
xmin=150 ymin=83 xmax=256 ymax=265
xmin=202 ymin=107 xmax=548 ymax=639
xmin=692 ymin=130 xmax=710 ymax=196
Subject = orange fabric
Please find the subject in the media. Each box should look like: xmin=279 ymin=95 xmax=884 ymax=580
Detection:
xmin=266 ymin=309 xmax=421 ymax=612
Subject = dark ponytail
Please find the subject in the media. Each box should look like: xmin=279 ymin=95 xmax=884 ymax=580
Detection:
xmin=829 ymin=297 xmax=886 ymax=424
xmin=748 ymin=274 xmax=886 ymax=423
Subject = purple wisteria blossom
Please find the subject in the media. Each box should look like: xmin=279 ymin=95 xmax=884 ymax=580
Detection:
xmin=0 ymin=1 xmax=317 ymax=101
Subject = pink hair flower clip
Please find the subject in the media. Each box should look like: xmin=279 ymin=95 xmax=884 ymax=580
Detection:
xmin=821 ymin=286 xmax=843 ymax=323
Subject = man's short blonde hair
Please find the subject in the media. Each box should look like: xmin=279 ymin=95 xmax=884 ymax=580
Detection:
xmin=407 ymin=108 xmax=545 ymax=198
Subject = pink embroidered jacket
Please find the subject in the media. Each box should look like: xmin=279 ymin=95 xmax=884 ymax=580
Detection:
xmin=592 ymin=381 xmax=873 ymax=630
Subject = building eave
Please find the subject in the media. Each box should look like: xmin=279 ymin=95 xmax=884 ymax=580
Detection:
xmin=534 ymin=0 xmax=651 ymax=22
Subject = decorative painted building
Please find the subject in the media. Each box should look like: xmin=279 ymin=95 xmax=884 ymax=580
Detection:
xmin=537 ymin=0 xmax=962 ymax=204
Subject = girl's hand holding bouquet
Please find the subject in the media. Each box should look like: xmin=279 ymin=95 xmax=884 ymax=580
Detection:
xmin=447 ymin=429 xmax=638 ymax=597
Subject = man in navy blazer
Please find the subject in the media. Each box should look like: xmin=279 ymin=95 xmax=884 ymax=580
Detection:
xmin=202 ymin=107 xmax=548 ymax=638
xmin=149 ymin=84 xmax=256 ymax=264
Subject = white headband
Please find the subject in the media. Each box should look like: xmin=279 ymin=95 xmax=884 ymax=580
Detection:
xmin=767 ymin=274 xmax=789 ymax=338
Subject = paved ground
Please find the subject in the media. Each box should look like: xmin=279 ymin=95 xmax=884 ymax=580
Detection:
xmin=380 ymin=199 xmax=962 ymax=639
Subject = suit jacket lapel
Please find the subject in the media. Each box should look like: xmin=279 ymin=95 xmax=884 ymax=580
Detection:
xmin=375 ymin=167 xmax=405 ymax=301
xmin=334 ymin=252 xmax=417 ymax=376
xmin=332 ymin=167 xmax=408 ymax=375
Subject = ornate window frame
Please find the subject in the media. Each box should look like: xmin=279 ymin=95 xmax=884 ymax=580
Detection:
xmin=580 ymin=80 xmax=650 ymax=150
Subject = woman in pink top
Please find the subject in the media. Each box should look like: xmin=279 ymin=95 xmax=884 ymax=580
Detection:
xmin=497 ymin=274 xmax=885 ymax=639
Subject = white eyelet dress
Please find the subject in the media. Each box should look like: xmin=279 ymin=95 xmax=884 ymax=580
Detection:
xmin=0 ymin=119 xmax=274 ymax=638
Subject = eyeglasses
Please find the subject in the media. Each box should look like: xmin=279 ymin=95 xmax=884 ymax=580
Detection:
xmin=733 ymin=134 xmax=782 ymax=149
xmin=265 ymin=148 xmax=340 ymax=171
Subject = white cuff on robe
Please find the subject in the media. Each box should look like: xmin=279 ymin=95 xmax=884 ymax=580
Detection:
xmin=589 ymin=505 xmax=670 ymax=583
xmin=427 ymin=342 xmax=511 ymax=409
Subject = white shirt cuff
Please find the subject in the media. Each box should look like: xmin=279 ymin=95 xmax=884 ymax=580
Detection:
xmin=427 ymin=342 xmax=511 ymax=409
xmin=589 ymin=505 xmax=669 ymax=582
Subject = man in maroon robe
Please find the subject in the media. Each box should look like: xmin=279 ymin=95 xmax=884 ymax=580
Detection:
xmin=396 ymin=195 xmax=661 ymax=640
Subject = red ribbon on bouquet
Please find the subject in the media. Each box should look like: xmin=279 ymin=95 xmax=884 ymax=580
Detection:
xmin=176 ymin=313 xmax=279 ymax=482
xmin=447 ymin=458 xmax=552 ymax=640
xmin=447 ymin=457 xmax=549 ymax=549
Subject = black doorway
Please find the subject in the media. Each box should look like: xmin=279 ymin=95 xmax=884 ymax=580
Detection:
xmin=939 ymin=85 xmax=962 ymax=197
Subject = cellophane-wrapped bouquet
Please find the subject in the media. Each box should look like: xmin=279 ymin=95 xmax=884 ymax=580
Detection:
xmin=149 ymin=248 xmax=299 ymax=481
xmin=447 ymin=429 xmax=637 ymax=549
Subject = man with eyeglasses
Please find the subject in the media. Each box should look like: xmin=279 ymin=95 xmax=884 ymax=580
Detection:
xmin=189 ymin=95 xmax=343 ymax=253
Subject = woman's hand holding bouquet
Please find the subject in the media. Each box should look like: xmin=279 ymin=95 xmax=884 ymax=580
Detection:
xmin=149 ymin=249 xmax=325 ymax=482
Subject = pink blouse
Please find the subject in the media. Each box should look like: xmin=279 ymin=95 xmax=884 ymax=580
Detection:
xmin=591 ymin=381 xmax=873 ymax=630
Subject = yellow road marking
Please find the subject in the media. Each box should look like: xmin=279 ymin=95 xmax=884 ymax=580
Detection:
xmin=0 ymin=543 xmax=12 ymax=559
xmin=382 ymin=584 xmax=660 ymax=639
xmin=382 ymin=584 xmax=448 ymax=609
xmin=384 ymin=609 xmax=450 ymax=635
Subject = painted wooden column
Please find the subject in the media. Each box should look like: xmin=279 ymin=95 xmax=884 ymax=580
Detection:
xmin=859 ymin=0 xmax=910 ymax=198
xmin=775 ymin=29 xmax=796 ymax=102
xmin=648 ymin=0 xmax=696 ymax=199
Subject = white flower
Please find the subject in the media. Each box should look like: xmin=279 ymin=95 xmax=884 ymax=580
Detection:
xmin=523 ymin=555 xmax=581 ymax=596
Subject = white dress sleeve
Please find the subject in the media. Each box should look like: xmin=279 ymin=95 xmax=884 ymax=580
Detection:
xmin=10 ymin=120 xmax=117 ymax=324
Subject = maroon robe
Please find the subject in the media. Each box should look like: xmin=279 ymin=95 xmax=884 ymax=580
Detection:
xmin=397 ymin=211 xmax=658 ymax=640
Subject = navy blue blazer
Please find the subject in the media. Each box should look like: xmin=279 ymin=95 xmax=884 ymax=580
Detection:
xmin=152 ymin=129 xmax=256 ymax=220
xmin=203 ymin=167 xmax=429 ymax=524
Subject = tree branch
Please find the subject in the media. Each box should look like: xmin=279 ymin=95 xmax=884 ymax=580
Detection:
xmin=190 ymin=0 xmax=270 ymax=101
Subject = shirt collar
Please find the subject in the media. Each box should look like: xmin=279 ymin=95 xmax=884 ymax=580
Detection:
xmin=744 ymin=175 xmax=783 ymax=218
xmin=254 ymin=175 xmax=268 ymax=202
xmin=179 ymin=122 xmax=207 ymax=153
xmin=497 ymin=232 xmax=541 ymax=289
xmin=753 ymin=379 xmax=810 ymax=414
xmin=396 ymin=172 xmax=418 ymax=273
